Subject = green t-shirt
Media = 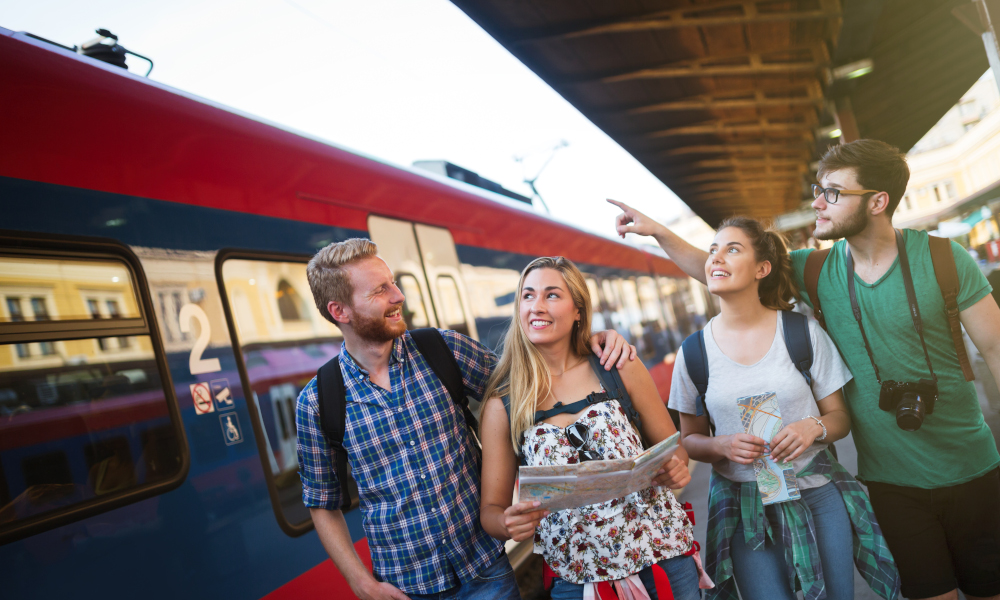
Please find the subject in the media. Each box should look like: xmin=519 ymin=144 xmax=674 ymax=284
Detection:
xmin=790 ymin=229 xmax=997 ymax=488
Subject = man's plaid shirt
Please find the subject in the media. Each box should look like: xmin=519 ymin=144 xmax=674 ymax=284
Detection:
xmin=295 ymin=329 xmax=503 ymax=595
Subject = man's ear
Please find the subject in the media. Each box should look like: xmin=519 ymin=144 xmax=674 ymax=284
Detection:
xmin=327 ymin=300 xmax=351 ymax=325
xmin=869 ymin=191 xmax=891 ymax=216
xmin=757 ymin=260 xmax=772 ymax=280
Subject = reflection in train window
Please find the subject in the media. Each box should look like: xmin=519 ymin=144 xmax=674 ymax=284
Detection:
xmin=585 ymin=277 xmax=605 ymax=332
xmin=0 ymin=251 xmax=182 ymax=543
xmin=436 ymin=275 xmax=468 ymax=335
xmin=276 ymin=279 xmax=307 ymax=322
xmin=221 ymin=258 xmax=348 ymax=530
xmin=396 ymin=274 xmax=430 ymax=329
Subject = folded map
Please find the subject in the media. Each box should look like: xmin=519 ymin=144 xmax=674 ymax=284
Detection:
xmin=736 ymin=391 xmax=801 ymax=505
xmin=517 ymin=432 xmax=681 ymax=512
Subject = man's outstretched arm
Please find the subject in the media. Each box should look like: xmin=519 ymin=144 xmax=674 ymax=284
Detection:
xmin=608 ymin=199 xmax=709 ymax=285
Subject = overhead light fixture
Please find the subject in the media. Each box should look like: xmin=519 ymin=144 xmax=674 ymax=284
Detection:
xmin=829 ymin=128 xmax=842 ymax=138
xmin=832 ymin=59 xmax=874 ymax=81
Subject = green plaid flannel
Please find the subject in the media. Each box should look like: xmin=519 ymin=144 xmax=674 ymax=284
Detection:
xmin=704 ymin=449 xmax=900 ymax=600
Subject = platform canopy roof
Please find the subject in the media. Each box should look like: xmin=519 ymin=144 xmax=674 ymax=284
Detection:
xmin=450 ymin=0 xmax=990 ymax=225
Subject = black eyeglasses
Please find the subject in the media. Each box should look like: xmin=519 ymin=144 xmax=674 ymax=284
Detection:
xmin=812 ymin=184 xmax=880 ymax=205
xmin=565 ymin=422 xmax=602 ymax=462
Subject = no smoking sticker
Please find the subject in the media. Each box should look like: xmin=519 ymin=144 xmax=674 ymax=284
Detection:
xmin=190 ymin=382 xmax=215 ymax=415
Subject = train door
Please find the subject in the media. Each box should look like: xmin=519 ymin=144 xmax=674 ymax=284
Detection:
xmin=414 ymin=224 xmax=478 ymax=340
xmin=367 ymin=217 xmax=479 ymax=341
xmin=367 ymin=216 xmax=438 ymax=331
xmin=268 ymin=382 xmax=298 ymax=474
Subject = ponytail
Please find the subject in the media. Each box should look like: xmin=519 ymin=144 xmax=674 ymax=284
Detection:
xmin=717 ymin=216 xmax=797 ymax=311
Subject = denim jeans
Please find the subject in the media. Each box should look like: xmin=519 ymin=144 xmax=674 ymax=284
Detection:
xmin=729 ymin=481 xmax=854 ymax=600
xmin=550 ymin=554 xmax=701 ymax=600
xmin=407 ymin=552 xmax=521 ymax=600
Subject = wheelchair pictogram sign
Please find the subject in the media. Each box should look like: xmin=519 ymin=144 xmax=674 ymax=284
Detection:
xmin=220 ymin=413 xmax=244 ymax=445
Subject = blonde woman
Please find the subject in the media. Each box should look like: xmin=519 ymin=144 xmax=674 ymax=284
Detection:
xmin=479 ymin=257 xmax=701 ymax=600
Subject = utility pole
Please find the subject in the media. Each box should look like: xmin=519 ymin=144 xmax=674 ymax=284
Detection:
xmin=514 ymin=140 xmax=569 ymax=213
xmin=954 ymin=0 xmax=1000 ymax=96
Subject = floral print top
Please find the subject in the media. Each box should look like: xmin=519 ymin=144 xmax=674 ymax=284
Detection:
xmin=523 ymin=399 xmax=693 ymax=584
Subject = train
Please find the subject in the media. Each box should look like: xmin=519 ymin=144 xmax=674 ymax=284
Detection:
xmin=0 ymin=28 xmax=716 ymax=598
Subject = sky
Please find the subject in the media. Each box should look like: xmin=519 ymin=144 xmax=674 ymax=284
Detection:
xmin=2 ymin=0 xmax=701 ymax=246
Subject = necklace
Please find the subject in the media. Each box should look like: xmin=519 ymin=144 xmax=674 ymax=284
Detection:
xmin=551 ymin=357 xmax=587 ymax=377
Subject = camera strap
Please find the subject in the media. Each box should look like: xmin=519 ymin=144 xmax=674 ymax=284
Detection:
xmin=846 ymin=229 xmax=938 ymax=385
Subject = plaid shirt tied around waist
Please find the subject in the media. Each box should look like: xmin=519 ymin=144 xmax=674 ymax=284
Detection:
xmin=295 ymin=329 xmax=503 ymax=595
xmin=705 ymin=449 xmax=900 ymax=600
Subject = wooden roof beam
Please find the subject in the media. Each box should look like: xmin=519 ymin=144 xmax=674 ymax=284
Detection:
xmin=621 ymin=90 xmax=822 ymax=115
xmin=677 ymin=169 xmax=806 ymax=184
xmin=658 ymin=142 xmax=812 ymax=156
xmin=588 ymin=45 xmax=830 ymax=85
xmin=510 ymin=0 xmax=841 ymax=47
xmin=646 ymin=118 xmax=816 ymax=139
xmin=692 ymin=181 xmax=802 ymax=193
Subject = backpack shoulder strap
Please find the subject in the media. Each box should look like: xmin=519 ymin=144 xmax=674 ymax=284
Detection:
xmin=804 ymin=248 xmax=832 ymax=330
xmin=928 ymin=236 xmax=975 ymax=382
xmin=409 ymin=328 xmax=481 ymax=436
xmin=588 ymin=354 xmax=643 ymax=434
xmin=781 ymin=310 xmax=814 ymax=386
xmin=680 ymin=331 xmax=712 ymax=433
xmin=316 ymin=355 xmax=354 ymax=511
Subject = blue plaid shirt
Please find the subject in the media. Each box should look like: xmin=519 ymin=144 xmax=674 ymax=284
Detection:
xmin=295 ymin=329 xmax=504 ymax=594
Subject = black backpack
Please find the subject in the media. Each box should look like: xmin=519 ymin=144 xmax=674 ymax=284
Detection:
xmin=681 ymin=310 xmax=813 ymax=435
xmin=501 ymin=353 xmax=645 ymax=463
xmin=315 ymin=328 xmax=480 ymax=510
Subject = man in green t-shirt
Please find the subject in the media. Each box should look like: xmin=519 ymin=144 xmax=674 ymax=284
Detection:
xmin=609 ymin=139 xmax=1000 ymax=600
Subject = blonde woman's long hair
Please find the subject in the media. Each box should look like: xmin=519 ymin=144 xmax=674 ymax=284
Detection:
xmin=482 ymin=257 xmax=593 ymax=453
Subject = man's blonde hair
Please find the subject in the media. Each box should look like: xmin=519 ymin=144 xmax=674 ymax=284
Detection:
xmin=307 ymin=238 xmax=379 ymax=323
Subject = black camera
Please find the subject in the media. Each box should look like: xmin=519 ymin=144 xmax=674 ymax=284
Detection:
xmin=878 ymin=379 xmax=938 ymax=431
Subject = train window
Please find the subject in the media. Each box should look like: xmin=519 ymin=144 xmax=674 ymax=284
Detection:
xmin=620 ymin=279 xmax=645 ymax=331
xmin=435 ymin=275 xmax=469 ymax=335
xmin=660 ymin=277 xmax=695 ymax=339
xmin=636 ymin=277 xmax=665 ymax=328
xmin=276 ymin=279 xmax=307 ymax=322
xmin=396 ymin=274 xmax=430 ymax=329
xmin=585 ymin=278 xmax=601 ymax=311
xmin=0 ymin=247 xmax=184 ymax=544
xmin=220 ymin=257 xmax=348 ymax=533
xmin=585 ymin=277 xmax=606 ymax=332
xmin=457 ymin=263 xmax=520 ymax=352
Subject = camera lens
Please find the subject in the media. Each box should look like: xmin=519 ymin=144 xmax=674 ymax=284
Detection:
xmin=896 ymin=392 xmax=925 ymax=431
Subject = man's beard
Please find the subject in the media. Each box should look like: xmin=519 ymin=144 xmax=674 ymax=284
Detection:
xmin=352 ymin=306 xmax=407 ymax=343
xmin=815 ymin=201 xmax=869 ymax=241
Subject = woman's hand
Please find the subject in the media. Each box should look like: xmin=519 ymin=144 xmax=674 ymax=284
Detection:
xmin=770 ymin=418 xmax=823 ymax=463
xmin=503 ymin=501 xmax=549 ymax=543
xmin=608 ymin=199 xmax=665 ymax=239
xmin=652 ymin=455 xmax=691 ymax=489
xmin=714 ymin=433 xmax=767 ymax=465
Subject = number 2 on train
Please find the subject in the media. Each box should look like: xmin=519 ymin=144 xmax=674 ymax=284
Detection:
xmin=179 ymin=303 xmax=222 ymax=375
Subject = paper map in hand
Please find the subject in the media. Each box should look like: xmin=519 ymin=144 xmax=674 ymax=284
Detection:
xmin=517 ymin=432 xmax=681 ymax=512
xmin=737 ymin=392 xmax=801 ymax=505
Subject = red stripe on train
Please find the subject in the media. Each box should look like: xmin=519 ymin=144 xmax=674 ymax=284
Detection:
xmin=263 ymin=538 xmax=371 ymax=600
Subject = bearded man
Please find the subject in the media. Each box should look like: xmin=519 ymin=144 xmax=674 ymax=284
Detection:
xmin=609 ymin=139 xmax=1000 ymax=600
xmin=295 ymin=238 xmax=636 ymax=600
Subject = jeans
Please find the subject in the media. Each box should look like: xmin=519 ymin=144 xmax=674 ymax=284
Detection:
xmin=407 ymin=552 xmax=521 ymax=600
xmin=550 ymin=554 xmax=701 ymax=600
xmin=729 ymin=481 xmax=853 ymax=600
